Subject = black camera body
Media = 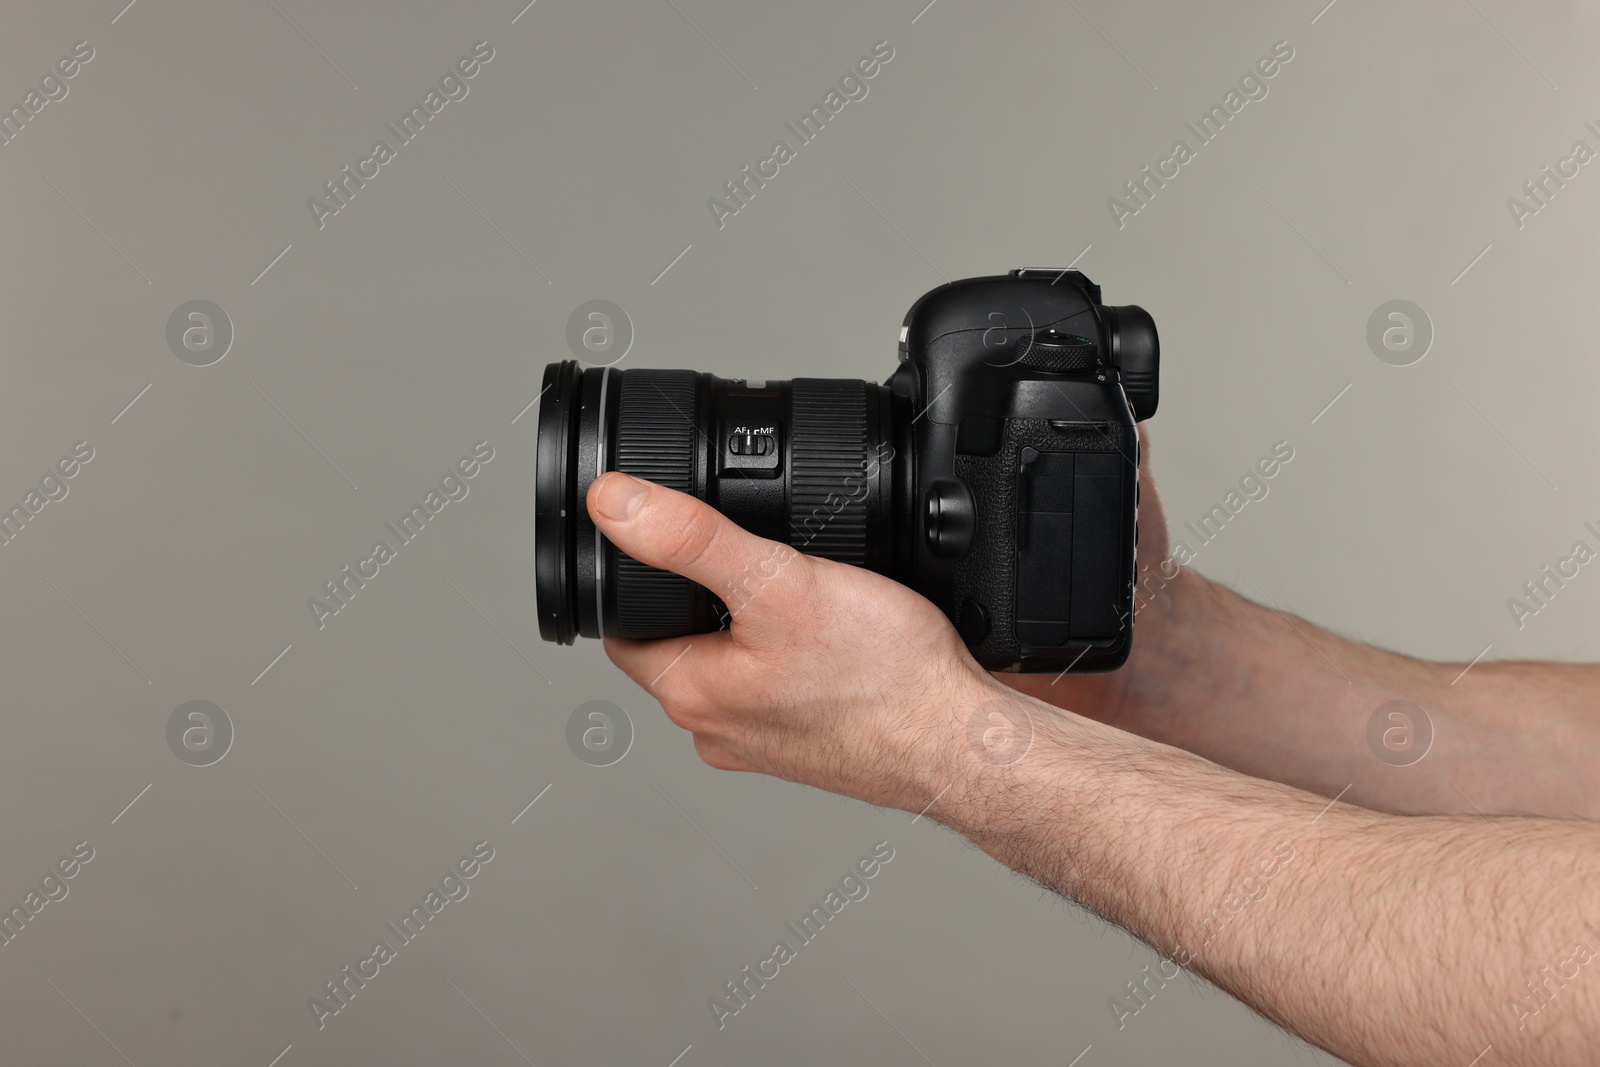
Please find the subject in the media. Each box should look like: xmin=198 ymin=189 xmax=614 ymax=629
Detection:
xmin=535 ymin=269 xmax=1158 ymax=674
xmin=894 ymin=269 xmax=1157 ymax=672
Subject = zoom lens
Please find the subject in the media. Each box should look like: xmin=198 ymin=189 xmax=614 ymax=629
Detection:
xmin=535 ymin=360 xmax=904 ymax=642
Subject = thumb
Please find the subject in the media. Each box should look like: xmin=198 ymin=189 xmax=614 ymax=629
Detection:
xmin=586 ymin=472 xmax=803 ymax=596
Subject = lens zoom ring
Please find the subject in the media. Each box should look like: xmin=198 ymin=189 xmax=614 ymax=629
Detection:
xmin=613 ymin=370 xmax=697 ymax=638
xmin=789 ymin=379 xmax=869 ymax=565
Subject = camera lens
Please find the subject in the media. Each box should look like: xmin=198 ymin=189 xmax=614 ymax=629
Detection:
xmin=535 ymin=360 xmax=902 ymax=643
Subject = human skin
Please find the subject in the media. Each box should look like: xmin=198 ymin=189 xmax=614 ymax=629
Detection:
xmin=585 ymin=432 xmax=1600 ymax=1067
xmin=1003 ymin=430 xmax=1600 ymax=823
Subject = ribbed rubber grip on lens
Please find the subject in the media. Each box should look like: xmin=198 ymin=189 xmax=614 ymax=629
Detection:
xmin=613 ymin=370 xmax=697 ymax=638
xmin=788 ymin=379 xmax=869 ymax=565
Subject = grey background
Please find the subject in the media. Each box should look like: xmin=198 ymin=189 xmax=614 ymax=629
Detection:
xmin=1 ymin=0 xmax=1596 ymax=1064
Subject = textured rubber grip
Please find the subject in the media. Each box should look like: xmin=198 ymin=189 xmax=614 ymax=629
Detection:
xmin=612 ymin=370 xmax=698 ymax=638
xmin=953 ymin=419 xmax=1131 ymax=668
xmin=788 ymin=379 xmax=869 ymax=565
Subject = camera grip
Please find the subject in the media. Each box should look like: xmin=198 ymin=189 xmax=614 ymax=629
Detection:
xmin=952 ymin=419 xmax=1132 ymax=671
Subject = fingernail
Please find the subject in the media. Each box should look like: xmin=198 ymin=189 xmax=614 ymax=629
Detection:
xmin=594 ymin=472 xmax=647 ymax=521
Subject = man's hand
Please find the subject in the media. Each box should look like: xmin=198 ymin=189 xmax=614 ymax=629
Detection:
xmin=586 ymin=460 xmax=1600 ymax=1067
xmin=586 ymin=469 xmax=998 ymax=812
xmin=999 ymin=427 xmax=1600 ymax=820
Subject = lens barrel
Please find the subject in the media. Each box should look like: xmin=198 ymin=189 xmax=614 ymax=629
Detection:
xmin=535 ymin=362 xmax=898 ymax=643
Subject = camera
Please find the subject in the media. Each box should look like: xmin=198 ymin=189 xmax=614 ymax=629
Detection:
xmin=535 ymin=269 xmax=1159 ymax=673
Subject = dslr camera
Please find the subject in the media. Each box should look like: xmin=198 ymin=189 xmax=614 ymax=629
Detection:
xmin=536 ymin=269 xmax=1159 ymax=672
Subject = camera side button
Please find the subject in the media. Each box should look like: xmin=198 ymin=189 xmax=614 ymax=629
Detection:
xmin=924 ymin=478 xmax=976 ymax=558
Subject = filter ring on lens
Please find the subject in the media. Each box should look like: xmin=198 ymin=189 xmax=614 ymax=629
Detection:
xmin=534 ymin=360 xmax=582 ymax=644
xmin=592 ymin=366 xmax=614 ymax=635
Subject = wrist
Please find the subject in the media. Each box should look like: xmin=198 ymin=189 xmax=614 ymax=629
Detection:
xmin=912 ymin=683 xmax=1102 ymax=838
xmin=891 ymin=570 xmax=1227 ymax=818
xmin=922 ymin=694 xmax=1187 ymax=924
xmin=1131 ymin=563 xmax=1221 ymax=664
xmin=1108 ymin=566 xmax=1231 ymax=726
xmin=889 ymin=569 xmax=1228 ymax=822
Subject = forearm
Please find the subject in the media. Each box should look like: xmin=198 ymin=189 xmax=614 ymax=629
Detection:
xmin=1012 ymin=568 xmax=1600 ymax=817
xmin=588 ymin=471 xmax=1600 ymax=1064
xmin=927 ymin=692 xmax=1600 ymax=1067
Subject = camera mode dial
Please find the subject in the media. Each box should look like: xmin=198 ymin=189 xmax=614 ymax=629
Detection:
xmin=1013 ymin=329 xmax=1099 ymax=373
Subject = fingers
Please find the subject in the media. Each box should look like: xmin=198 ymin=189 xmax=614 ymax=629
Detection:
xmin=587 ymin=472 xmax=807 ymax=600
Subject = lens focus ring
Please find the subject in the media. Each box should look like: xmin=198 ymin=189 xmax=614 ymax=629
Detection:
xmin=789 ymin=379 xmax=870 ymax=565
xmin=611 ymin=370 xmax=698 ymax=638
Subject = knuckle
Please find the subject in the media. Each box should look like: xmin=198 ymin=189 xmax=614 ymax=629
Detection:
xmin=659 ymin=685 xmax=712 ymax=732
xmin=693 ymin=734 xmax=737 ymax=772
xmin=658 ymin=696 xmax=697 ymax=732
